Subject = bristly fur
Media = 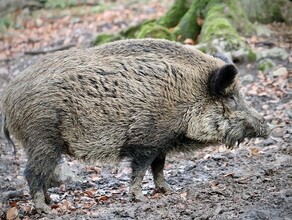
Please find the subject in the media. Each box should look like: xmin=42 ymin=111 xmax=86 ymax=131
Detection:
xmin=1 ymin=39 xmax=269 ymax=212
xmin=2 ymin=39 xmax=225 ymax=163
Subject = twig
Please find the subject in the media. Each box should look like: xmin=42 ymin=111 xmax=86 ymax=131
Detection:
xmin=24 ymin=44 xmax=76 ymax=55
xmin=1 ymin=190 xmax=24 ymax=201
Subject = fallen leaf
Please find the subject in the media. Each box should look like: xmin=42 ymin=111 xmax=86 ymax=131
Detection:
xmin=223 ymin=173 xmax=235 ymax=178
xmin=210 ymin=181 xmax=219 ymax=190
xmin=62 ymin=200 xmax=70 ymax=210
xmin=84 ymin=190 xmax=95 ymax=198
xmin=99 ymin=195 xmax=109 ymax=202
xmin=82 ymin=203 xmax=93 ymax=209
xmin=151 ymin=192 xmax=162 ymax=199
xmin=249 ymin=147 xmax=260 ymax=156
xmin=180 ymin=192 xmax=187 ymax=200
xmin=51 ymin=203 xmax=60 ymax=209
xmin=235 ymin=177 xmax=249 ymax=184
xmin=273 ymin=67 xmax=288 ymax=77
xmin=6 ymin=207 xmax=20 ymax=220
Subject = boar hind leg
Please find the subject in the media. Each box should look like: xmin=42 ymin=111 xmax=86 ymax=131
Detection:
xmin=24 ymin=143 xmax=62 ymax=213
xmin=151 ymin=153 xmax=170 ymax=193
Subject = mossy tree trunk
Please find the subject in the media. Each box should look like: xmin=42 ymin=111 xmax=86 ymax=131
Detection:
xmin=160 ymin=0 xmax=254 ymax=44
xmin=157 ymin=0 xmax=190 ymax=28
xmin=93 ymin=0 xmax=291 ymax=51
xmin=172 ymin=0 xmax=207 ymax=41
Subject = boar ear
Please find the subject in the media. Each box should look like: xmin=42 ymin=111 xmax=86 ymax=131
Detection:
xmin=208 ymin=64 xmax=238 ymax=96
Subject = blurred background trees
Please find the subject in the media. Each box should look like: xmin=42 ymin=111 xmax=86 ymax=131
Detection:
xmin=93 ymin=0 xmax=291 ymax=57
xmin=0 ymin=0 xmax=291 ymax=61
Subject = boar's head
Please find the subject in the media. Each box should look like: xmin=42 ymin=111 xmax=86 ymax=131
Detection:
xmin=186 ymin=55 xmax=270 ymax=149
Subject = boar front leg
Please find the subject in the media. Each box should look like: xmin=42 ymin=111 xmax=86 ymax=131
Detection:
xmin=128 ymin=147 xmax=161 ymax=201
xmin=129 ymin=166 xmax=147 ymax=201
xmin=151 ymin=153 xmax=170 ymax=193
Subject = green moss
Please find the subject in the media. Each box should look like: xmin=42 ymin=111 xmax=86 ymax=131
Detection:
xmin=158 ymin=0 xmax=190 ymax=28
xmin=258 ymin=58 xmax=276 ymax=73
xmin=199 ymin=16 xmax=239 ymax=43
xmin=203 ymin=1 xmax=254 ymax=36
xmin=121 ymin=24 xmax=142 ymax=38
xmin=225 ymin=0 xmax=254 ymax=35
xmin=0 ymin=15 xmax=12 ymax=32
xmin=247 ymin=49 xmax=257 ymax=62
xmin=93 ymin=20 xmax=170 ymax=46
xmin=136 ymin=23 xmax=174 ymax=40
xmin=45 ymin=0 xmax=78 ymax=8
xmin=194 ymin=44 xmax=208 ymax=53
xmin=121 ymin=20 xmax=156 ymax=38
xmin=93 ymin=33 xmax=122 ymax=46
xmin=173 ymin=0 xmax=207 ymax=41
xmin=91 ymin=1 xmax=112 ymax=14
xmin=199 ymin=2 xmax=248 ymax=51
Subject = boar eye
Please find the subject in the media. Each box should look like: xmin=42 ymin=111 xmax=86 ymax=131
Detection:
xmin=229 ymin=96 xmax=237 ymax=108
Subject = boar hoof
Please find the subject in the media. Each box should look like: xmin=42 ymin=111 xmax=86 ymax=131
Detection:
xmin=130 ymin=192 xmax=147 ymax=202
xmin=35 ymin=203 xmax=51 ymax=214
xmin=45 ymin=195 xmax=52 ymax=205
xmin=154 ymin=180 xmax=172 ymax=194
xmin=155 ymin=185 xmax=172 ymax=194
xmin=34 ymin=191 xmax=51 ymax=214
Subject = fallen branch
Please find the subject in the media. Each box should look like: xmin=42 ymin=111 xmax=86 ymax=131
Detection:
xmin=24 ymin=44 xmax=76 ymax=55
xmin=1 ymin=190 xmax=24 ymax=201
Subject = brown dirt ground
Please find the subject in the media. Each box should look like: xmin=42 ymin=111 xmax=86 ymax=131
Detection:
xmin=0 ymin=1 xmax=291 ymax=219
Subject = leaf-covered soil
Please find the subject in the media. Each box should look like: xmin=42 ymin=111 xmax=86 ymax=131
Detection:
xmin=0 ymin=1 xmax=291 ymax=219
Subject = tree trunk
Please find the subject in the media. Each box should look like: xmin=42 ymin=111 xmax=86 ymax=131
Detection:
xmin=240 ymin=0 xmax=292 ymax=25
xmin=93 ymin=0 xmax=291 ymax=53
xmin=172 ymin=0 xmax=207 ymax=41
xmin=157 ymin=0 xmax=190 ymax=28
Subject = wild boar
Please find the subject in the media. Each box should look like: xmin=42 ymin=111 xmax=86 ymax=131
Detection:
xmin=1 ymin=39 xmax=270 ymax=213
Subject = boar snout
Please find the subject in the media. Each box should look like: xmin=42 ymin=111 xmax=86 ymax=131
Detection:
xmin=223 ymin=109 xmax=270 ymax=149
xmin=256 ymin=118 xmax=271 ymax=139
xmin=247 ymin=108 xmax=270 ymax=139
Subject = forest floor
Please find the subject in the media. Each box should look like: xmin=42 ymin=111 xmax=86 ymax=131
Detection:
xmin=0 ymin=1 xmax=291 ymax=219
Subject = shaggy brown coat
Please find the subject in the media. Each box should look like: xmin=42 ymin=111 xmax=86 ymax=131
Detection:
xmin=1 ymin=39 xmax=269 ymax=213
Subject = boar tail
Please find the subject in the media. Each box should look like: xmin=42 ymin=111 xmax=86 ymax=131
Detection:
xmin=2 ymin=115 xmax=16 ymax=155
